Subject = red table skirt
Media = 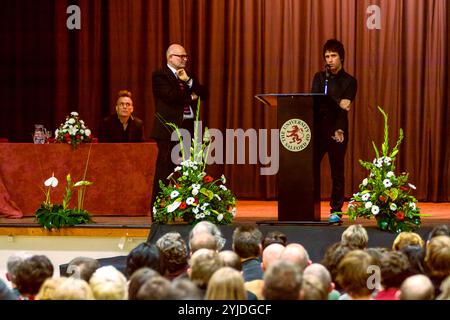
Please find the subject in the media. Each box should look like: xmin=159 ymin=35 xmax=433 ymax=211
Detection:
xmin=0 ymin=143 xmax=158 ymax=217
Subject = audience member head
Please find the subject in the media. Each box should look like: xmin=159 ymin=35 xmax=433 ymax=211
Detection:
xmin=399 ymin=275 xmax=435 ymax=300
xmin=15 ymin=255 xmax=54 ymax=298
xmin=89 ymin=266 xmax=128 ymax=300
xmin=280 ymin=243 xmax=310 ymax=272
xmin=206 ymin=267 xmax=247 ymax=300
xmin=379 ymin=251 xmax=410 ymax=289
xmin=304 ymin=263 xmax=334 ymax=294
xmin=189 ymin=233 xmax=218 ymax=254
xmin=65 ymin=256 xmax=100 ymax=282
xmin=321 ymin=242 xmax=355 ymax=289
xmin=263 ymin=260 xmax=303 ymax=300
xmin=189 ymin=221 xmax=226 ymax=251
xmin=156 ymin=232 xmax=188 ymax=278
xmin=365 ymin=247 xmax=389 ymax=267
xmin=6 ymin=252 xmax=32 ymax=287
xmin=261 ymin=243 xmax=284 ymax=271
xmin=218 ymin=250 xmax=242 ymax=271
xmin=126 ymin=242 xmax=162 ymax=277
xmin=188 ymin=249 xmax=222 ymax=290
xmin=128 ymin=267 xmax=160 ymax=300
xmin=341 ymin=224 xmax=368 ymax=249
xmin=115 ymin=90 xmax=134 ymax=121
xmin=336 ymin=250 xmax=374 ymax=299
xmin=400 ymin=244 xmax=426 ymax=275
xmin=168 ymin=278 xmax=203 ymax=300
xmin=262 ymin=231 xmax=287 ymax=250
xmin=35 ymin=277 xmax=67 ymax=300
xmin=302 ymin=273 xmax=328 ymax=300
xmin=392 ymin=232 xmax=424 ymax=251
xmin=52 ymin=277 xmax=94 ymax=300
xmin=424 ymin=235 xmax=450 ymax=282
xmin=232 ymin=224 xmax=263 ymax=259
xmin=437 ymin=275 xmax=450 ymax=300
xmin=427 ymin=225 xmax=450 ymax=244
xmin=136 ymin=275 xmax=172 ymax=300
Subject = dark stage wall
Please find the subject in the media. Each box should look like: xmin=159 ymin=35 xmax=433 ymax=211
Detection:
xmin=2 ymin=0 xmax=450 ymax=201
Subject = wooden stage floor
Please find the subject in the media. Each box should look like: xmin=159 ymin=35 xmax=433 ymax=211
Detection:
xmin=0 ymin=201 xmax=449 ymax=237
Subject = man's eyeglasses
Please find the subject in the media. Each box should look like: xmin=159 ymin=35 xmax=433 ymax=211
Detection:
xmin=171 ymin=54 xmax=189 ymax=59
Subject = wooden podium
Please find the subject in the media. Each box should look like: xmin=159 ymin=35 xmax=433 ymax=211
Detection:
xmin=255 ymin=93 xmax=329 ymax=225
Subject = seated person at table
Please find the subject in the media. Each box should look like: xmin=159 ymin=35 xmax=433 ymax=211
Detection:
xmin=99 ymin=90 xmax=145 ymax=142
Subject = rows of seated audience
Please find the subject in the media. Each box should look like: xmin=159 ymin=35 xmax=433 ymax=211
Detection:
xmin=1 ymin=222 xmax=450 ymax=300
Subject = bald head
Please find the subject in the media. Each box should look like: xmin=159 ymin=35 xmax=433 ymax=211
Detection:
xmin=189 ymin=233 xmax=218 ymax=254
xmin=304 ymin=263 xmax=333 ymax=292
xmin=166 ymin=44 xmax=188 ymax=70
xmin=400 ymin=275 xmax=435 ymax=300
xmin=280 ymin=243 xmax=310 ymax=271
xmin=262 ymin=243 xmax=284 ymax=271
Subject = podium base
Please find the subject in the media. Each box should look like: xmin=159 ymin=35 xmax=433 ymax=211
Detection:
xmin=256 ymin=220 xmax=338 ymax=226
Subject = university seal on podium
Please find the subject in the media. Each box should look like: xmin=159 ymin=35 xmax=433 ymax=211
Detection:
xmin=279 ymin=118 xmax=311 ymax=152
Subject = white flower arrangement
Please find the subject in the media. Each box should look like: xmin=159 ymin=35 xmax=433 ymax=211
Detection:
xmin=55 ymin=111 xmax=92 ymax=149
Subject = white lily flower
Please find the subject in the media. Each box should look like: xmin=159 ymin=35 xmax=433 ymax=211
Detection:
xmin=390 ymin=203 xmax=397 ymax=211
xmin=386 ymin=171 xmax=395 ymax=178
xmin=408 ymin=183 xmax=416 ymax=190
xmin=167 ymin=173 xmax=174 ymax=180
xmin=219 ymin=185 xmax=227 ymax=191
xmin=167 ymin=201 xmax=181 ymax=213
xmin=214 ymin=194 xmax=222 ymax=201
xmin=371 ymin=205 xmax=380 ymax=215
xmin=193 ymin=207 xmax=199 ymax=214
xmin=152 ymin=206 xmax=157 ymax=214
xmin=217 ymin=214 xmax=223 ymax=221
xmin=68 ymin=118 xmax=75 ymax=124
xmin=55 ymin=129 xmax=59 ymax=137
xmin=362 ymin=178 xmax=368 ymax=186
xmin=186 ymin=197 xmax=195 ymax=205
xmin=71 ymin=111 xmax=79 ymax=117
xmin=361 ymin=193 xmax=371 ymax=201
xmin=383 ymin=179 xmax=392 ymax=188
xmin=232 ymin=207 xmax=236 ymax=217
xmin=198 ymin=172 xmax=207 ymax=178
xmin=192 ymin=184 xmax=201 ymax=189
xmin=192 ymin=188 xmax=199 ymax=196
xmin=221 ymin=174 xmax=226 ymax=184
xmin=384 ymin=157 xmax=392 ymax=164
xmin=409 ymin=202 xmax=416 ymax=210
xmin=85 ymin=129 xmax=91 ymax=136
xmin=170 ymin=190 xmax=180 ymax=199
xmin=44 ymin=175 xmax=59 ymax=188
xmin=174 ymin=166 xmax=182 ymax=172
xmin=365 ymin=201 xmax=373 ymax=209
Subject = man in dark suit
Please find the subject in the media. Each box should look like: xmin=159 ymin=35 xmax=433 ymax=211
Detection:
xmin=98 ymin=90 xmax=144 ymax=142
xmin=311 ymin=39 xmax=357 ymax=224
xmin=150 ymin=44 xmax=206 ymax=211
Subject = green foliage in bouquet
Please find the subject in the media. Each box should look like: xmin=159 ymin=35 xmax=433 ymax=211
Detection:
xmin=152 ymin=99 xmax=237 ymax=225
xmin=55 ymin=111 xmax=92 ymax=149
xmin=35 ymin=173 xmax=93 ymax=230
xmin=346 ymin=107 xmax=428 ymax=233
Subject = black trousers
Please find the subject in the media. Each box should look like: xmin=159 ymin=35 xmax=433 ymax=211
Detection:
xmin=318 ymin=134 xmax=348 ymax=214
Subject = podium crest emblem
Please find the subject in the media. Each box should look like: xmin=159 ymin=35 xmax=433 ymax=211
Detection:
xmin=279 ymin=118 xmax=311 ymax=152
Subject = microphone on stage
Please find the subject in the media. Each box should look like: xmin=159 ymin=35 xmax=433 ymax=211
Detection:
xmin=324 ymin=64 xmax=331 ymax=94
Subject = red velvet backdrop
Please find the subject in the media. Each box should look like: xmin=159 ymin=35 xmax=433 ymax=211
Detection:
xmin=1 ymin=0 xmax=449 ymax=201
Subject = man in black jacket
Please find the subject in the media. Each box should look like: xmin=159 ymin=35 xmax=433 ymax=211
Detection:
xmin=150 ymin=44 xmax=206 ymax=212
xmin=99 ymin=90 xmax=144 ymax=143
xmin=311 ymin=39 xmax=357 ymax=223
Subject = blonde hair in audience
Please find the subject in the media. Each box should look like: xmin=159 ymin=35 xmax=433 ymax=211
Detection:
xmin=35 ymin=277 xmax=67 ymax=300
xmin=341 ymin=224 xmax=368 ymax=249
xmin=89 ymin=266 xmax=128 ymax=300
xmin=52 ymin=277 xmax=94 ymax=300
xmin=206 ymin=267 xmax=247 ymax=300
xmin=392 ymin=232 xmax=424 ymax=251
xmin=425 ymin=235 xmax=450 ymax=280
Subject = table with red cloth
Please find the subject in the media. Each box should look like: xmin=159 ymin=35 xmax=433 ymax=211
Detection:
xmin=0 ymin=143 xmax=158 ymax=218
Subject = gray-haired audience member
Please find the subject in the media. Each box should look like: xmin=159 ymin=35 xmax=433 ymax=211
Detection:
xmin=262 ymin=260 xmax=302 ymax=300
xmin=156 ymin=232 xmax=189 ymax=280
xmin=65 ymin=256 xmax=100 ymax=282
xmin=341 ymin=224 xmax=368 ymax=249
xmin=399 ymin=274 xmax=435 ymax=300
xmin=189 ymin=221 xmax=226 ymax=251
xmin=6 ymin=252 xmax=31 ymax=298
xmin=280 ymin=243 xmax=311 ymax=272
xmin=168 ymin=277 xmax=204 ymax=300
xmin=261 ymin=243 xmax=284 ymax=272
xmin=304 ymin=263 xmax=340 ymax=300
xmin=189 ymin=233 xmax=218 ymax=254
